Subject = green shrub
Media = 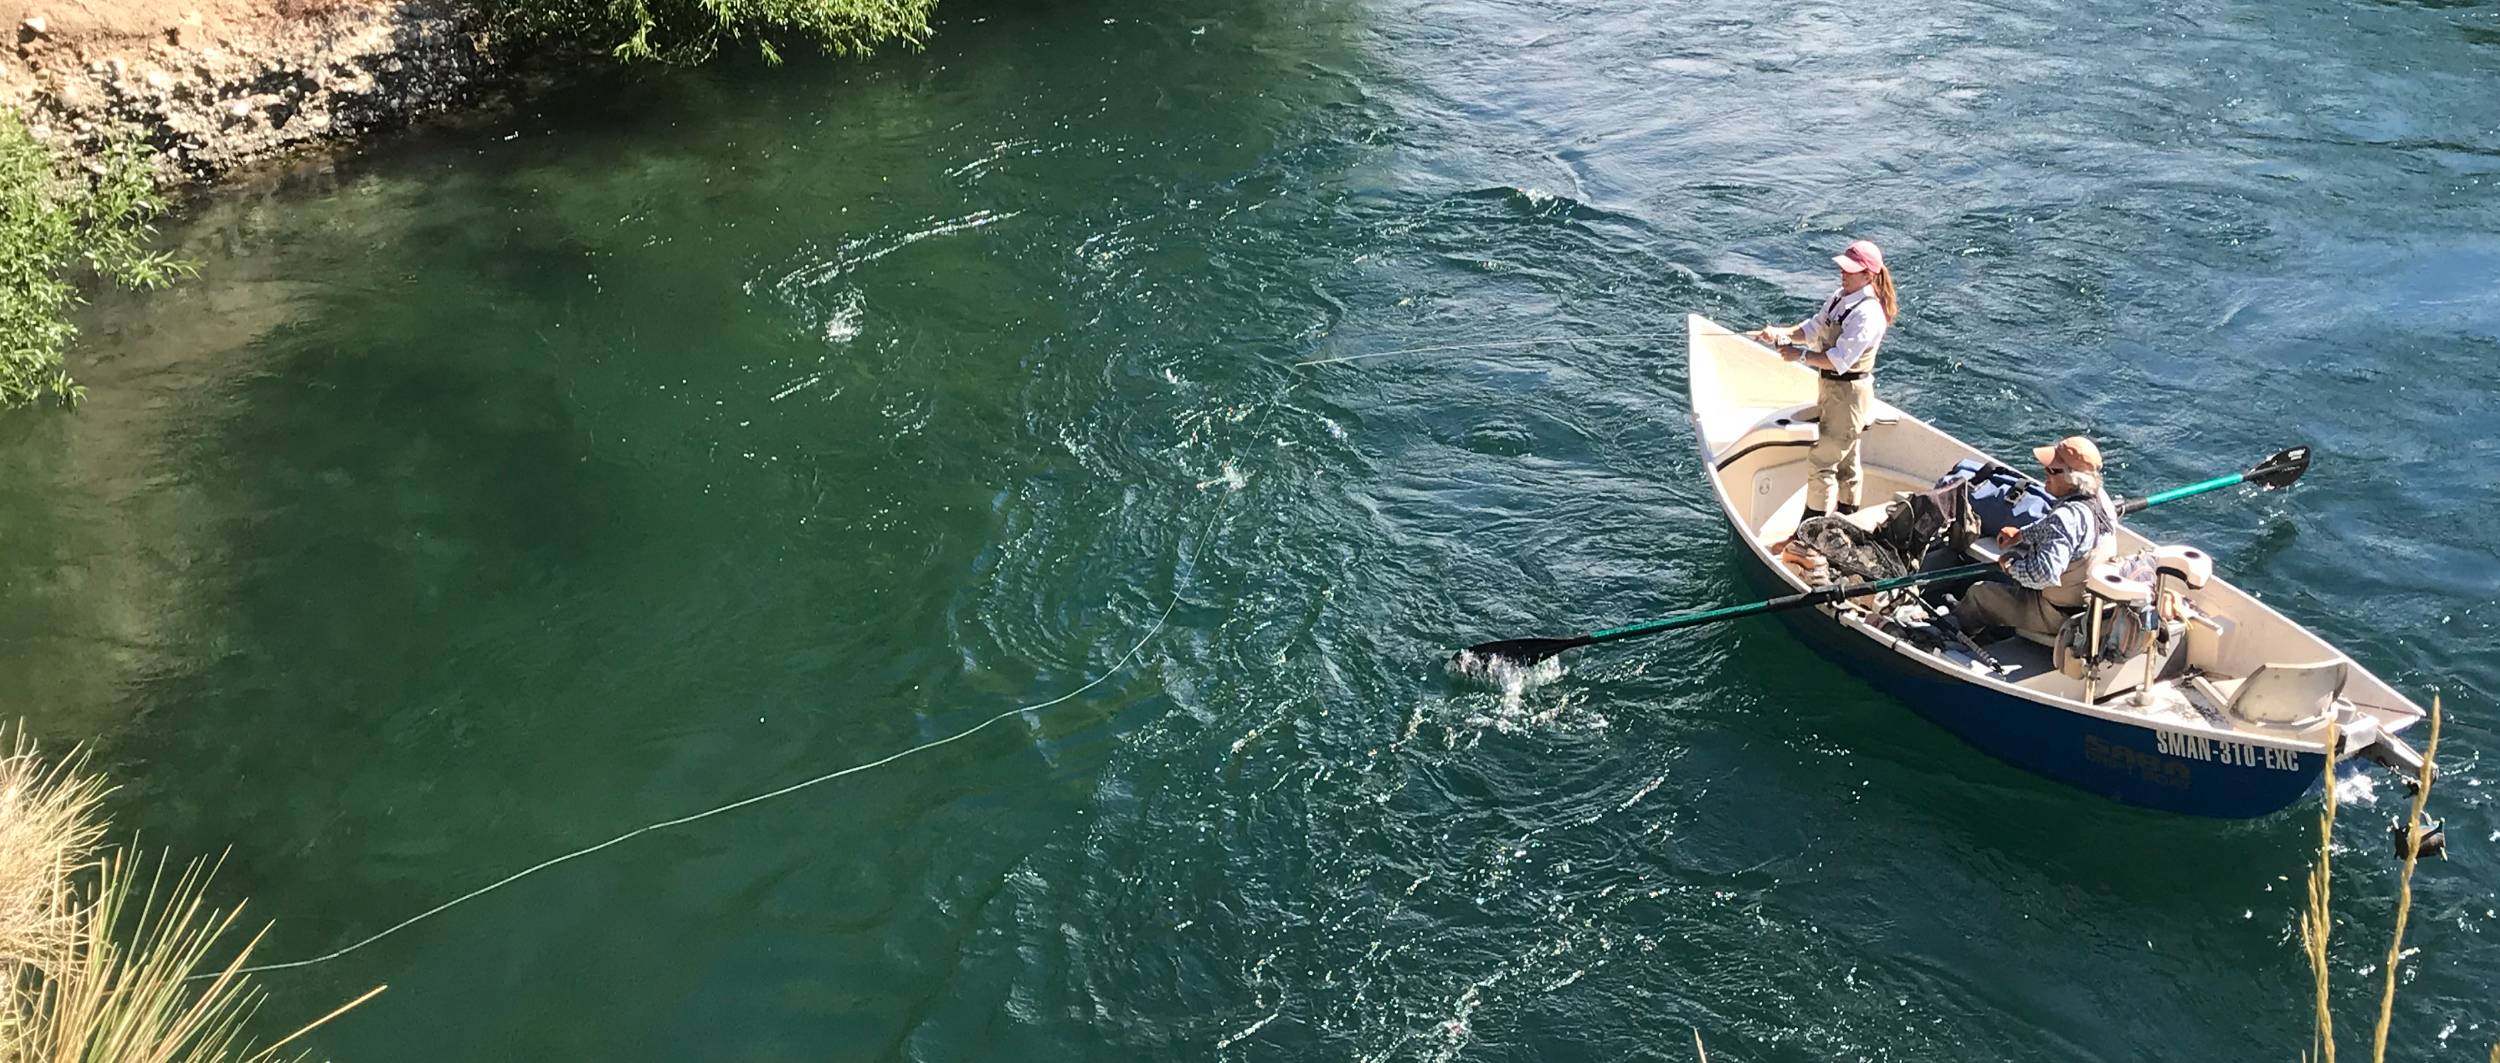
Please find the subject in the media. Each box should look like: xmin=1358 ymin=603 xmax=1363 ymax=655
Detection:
xmin=0 ymin=112 xmax=192 ymax=410
xmin=490 ymin=0 xmax=937 ymax=65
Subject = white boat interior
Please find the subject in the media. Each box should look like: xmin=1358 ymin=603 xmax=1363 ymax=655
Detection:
xmin=1687 ymin=314 xmax=2426 ymax=761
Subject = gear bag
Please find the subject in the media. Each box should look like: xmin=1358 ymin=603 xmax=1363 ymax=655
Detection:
xmin=1788 ymin=482 xmax=1980 ymax=584
xmin=1936 ymin=458 xmax=2054 ymax=534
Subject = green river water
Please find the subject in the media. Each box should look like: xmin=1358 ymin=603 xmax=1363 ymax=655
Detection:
xmin=4 ymin=0 xmax=2497 ymax=1058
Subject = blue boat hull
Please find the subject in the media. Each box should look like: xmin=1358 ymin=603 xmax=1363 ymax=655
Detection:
xmin=1730 ymin=540 xmax=2324 ymax=818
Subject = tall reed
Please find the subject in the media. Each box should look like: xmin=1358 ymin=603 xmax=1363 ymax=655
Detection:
xmin=2301 ymin=721 xmax=2340 ymax=1063
xmin=2368 ymin=696 xmax=2440 ymax=1063
xmin=2303 ymin=696 xmax=2447 ymax=1063
xmin=1 ymin=728 xmax=108 ymax=993
xmin=1 ymin=730 xmax=380 ymax=1062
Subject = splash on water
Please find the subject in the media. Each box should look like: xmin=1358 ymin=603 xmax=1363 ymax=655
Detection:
xmin=1445 ymin=649 xmax=1565 ymax=693
xmin=822 ymin=288 xmax=864 ymax=345
xmin=1444 ymin=651 xmax=1606 ymax=734
xmin=2334 ymin=771 xmax=2381 ymax=807
xmin=1197 ymin=462 xmax=1248 ymax=492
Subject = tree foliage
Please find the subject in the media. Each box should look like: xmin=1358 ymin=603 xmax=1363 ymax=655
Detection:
xmin=0 ymin=112 xmax=192 ymax=410
xmin=490 ymin=0 xmax=937 ymax=66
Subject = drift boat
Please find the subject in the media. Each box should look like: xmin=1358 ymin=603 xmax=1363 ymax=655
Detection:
xmin=1687 ymin=313 xmax=2428 ymax=816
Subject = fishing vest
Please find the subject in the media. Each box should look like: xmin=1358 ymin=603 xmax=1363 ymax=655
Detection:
xmin=2039 ymin=491 xmax=2122 ymax=610
xmin=1802 ymin=289 xmax=1885 ymax=379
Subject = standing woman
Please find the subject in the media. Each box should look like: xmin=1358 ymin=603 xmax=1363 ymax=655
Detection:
xmin=1749 ymin=239 xmax=1899 ymax=518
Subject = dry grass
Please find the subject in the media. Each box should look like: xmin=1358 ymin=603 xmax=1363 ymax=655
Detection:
xmin=0 ymin=728 xmax=380 ymax=1063
xmin=2303 ymin=696 xmax=2448 ymax=1063
xmin=2370 ymin=698 xmax=2441 ymax=1061
xmin=1 ymin=728 xmax=110 ymax=985
xmin=2301 ymin=720 xmax=2341 ymax=1063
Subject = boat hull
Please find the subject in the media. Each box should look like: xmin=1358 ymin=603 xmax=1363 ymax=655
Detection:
xmin=1729 ymin=536 xmax=2325 ymax=817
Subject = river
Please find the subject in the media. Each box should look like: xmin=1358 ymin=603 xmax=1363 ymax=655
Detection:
xmin=2 ymin=0 xmax=2495 ymax=1057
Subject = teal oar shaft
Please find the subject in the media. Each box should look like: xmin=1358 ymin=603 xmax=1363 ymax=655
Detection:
xmin=2122 ymin=472 xmax=2244 ymax=515
xmin=2117 ymin=445 xmax=2309 ymax=516
xmin=1586 ymin=561 xmax=1991 ymax=644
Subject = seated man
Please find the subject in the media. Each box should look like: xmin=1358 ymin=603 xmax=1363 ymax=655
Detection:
xmin=1952 ymin=436 xmax=2120 ymax=641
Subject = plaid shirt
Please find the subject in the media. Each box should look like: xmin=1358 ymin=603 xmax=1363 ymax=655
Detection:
xmin=2005 ymin=492 xmax=2116 ymax=590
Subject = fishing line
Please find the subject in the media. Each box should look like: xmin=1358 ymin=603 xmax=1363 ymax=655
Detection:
xmin=216 ymin=493 xmax=1233 ymax=979
xmin=205 ymin=322 xmax=1731 ymax=978
xmin=215 ymin=336 xmax=1416 ymax=979
xmin=1289 ymin=327 xmax=1743 ymax=368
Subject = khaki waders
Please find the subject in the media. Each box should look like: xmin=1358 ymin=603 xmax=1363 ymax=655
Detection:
xmin=1808 ymin=372 xmax=1874 ymax=513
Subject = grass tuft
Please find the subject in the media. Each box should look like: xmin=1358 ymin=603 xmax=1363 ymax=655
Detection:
xmin=2301 ymin=720 xmax=2340 ymax=1063
xmin=0 ymin=727 xmax=378 ymax=1061
xmin=2302 ymin=696 xmax=2451 ymax=1063
xmin=1 ymin=727 xmax=110 ymax=991
xmin=2368 ymin=696 xmax=2440 ymax=1063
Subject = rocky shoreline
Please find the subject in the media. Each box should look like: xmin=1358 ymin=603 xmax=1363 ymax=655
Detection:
xmin=4 ymin=0 xmax=490 ymax=181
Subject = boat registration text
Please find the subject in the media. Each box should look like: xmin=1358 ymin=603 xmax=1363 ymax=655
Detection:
xmin=2154 ymin=729 xmax=2305 ymax=771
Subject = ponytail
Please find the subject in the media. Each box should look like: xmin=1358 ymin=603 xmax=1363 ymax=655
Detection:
xmin=1872 ymin=270 xmax=1901 ymax=324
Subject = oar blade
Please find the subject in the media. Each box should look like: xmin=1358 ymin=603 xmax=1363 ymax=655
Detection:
xmin=1451 ymin=637 xmax=1587 ymax=669
xmin=2246 ymin=445 xmax=2312 ymax=490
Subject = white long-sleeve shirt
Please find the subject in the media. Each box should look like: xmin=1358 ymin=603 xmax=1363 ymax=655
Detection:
xmin=1790 ymin=286 xmax=1889 ymax=374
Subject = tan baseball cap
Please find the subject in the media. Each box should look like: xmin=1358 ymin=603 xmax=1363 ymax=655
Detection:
xmin=2032 ymin=436 xmax=2103 ymax=472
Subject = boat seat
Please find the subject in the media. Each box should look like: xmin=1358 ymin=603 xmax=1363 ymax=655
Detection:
xmin=2152 ymin=545 xmax=2213 ymax=589
xmin=2193 ymin=659 xmax=2346 ymax=730
xmin=2018 ymin=560 xmax=2170 ymax=701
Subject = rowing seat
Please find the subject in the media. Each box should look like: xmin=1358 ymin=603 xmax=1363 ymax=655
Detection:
xmin=2192 ymin=660 xmax=2346 ymax=731
xmin=2020 ymin=558 xmax=2150 ymax=650
xmin=2039 ymin=560 xmax=2166 ymax=700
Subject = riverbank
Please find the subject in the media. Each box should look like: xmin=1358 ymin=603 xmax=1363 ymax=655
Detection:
xmin=2 ymin=0 xmax=488 ymax=180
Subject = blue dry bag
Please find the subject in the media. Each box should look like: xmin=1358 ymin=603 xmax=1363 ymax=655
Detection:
xmin=1935 ymin=458 xmax=2054 ymax=533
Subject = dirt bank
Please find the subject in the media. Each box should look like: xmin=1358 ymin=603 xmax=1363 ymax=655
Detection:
xmin=3 ymin=0 xmax=488 ymax=179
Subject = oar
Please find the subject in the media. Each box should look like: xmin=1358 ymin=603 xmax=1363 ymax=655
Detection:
xmin=1457 ymin=561 xmax=2000 ymax=667
xmin=2118 ymin=444 xmax=2308 ymax=516
xmin=1455 ymin=446 xmax=2313 ymax=667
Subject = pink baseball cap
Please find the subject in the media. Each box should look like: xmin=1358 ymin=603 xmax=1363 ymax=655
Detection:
xmin=1833 ymin=239 xmax=1887 ymax=275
